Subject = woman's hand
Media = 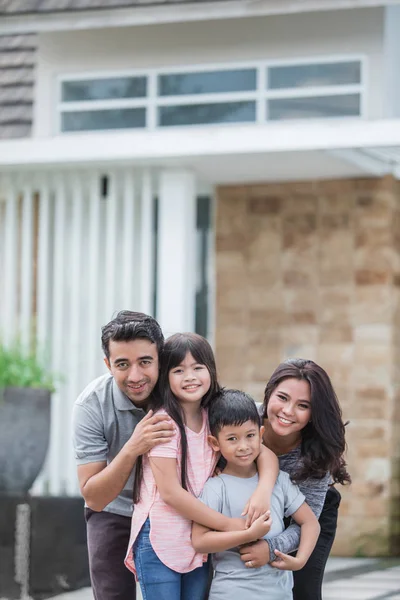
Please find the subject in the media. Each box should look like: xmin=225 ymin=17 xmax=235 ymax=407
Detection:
xmin=239 ymin=538 xmax=270 ymax=568
xmin=270 ymin=549 xmax=305 ymax=571
xmin=242 ymin=487 xmax=270 ymax=528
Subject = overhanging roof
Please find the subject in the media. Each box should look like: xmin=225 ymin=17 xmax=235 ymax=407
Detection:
xmin=1 ymin=119 xmax=400 ymax=185
xmin=0 ymin=0 xmax=399 ymax=34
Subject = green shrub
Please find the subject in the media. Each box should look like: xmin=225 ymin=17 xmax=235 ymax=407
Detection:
xmin=0 ymin=344 xmax=55 ymax=391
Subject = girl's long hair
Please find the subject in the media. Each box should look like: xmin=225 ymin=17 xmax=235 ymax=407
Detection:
xmin=263 ymin=358 xmax=351 ymax=485
xmin=133 ymin=332 xmax=220 ymax=503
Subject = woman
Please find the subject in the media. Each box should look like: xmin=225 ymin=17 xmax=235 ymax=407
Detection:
xmin=239 ymin=358 xmax=351 ymax=600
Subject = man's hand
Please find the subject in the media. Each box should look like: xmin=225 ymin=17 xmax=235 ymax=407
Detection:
xmin=271 ymin=549 xmax=305 ymax=571
xmin=125 ymin=410 xmax=174 ymax=456
xmin=242 ymin=487 xmax=270 ymax=528
xmin=239 ymin=539 xmax=270 ymax=568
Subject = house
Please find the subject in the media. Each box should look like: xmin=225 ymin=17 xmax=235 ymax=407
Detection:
xmin=0 ymin=0 xmax=399 ymax=556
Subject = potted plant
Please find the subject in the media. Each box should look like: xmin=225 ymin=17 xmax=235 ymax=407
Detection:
xmin=0 ymin=344 xmax=54 ymax=496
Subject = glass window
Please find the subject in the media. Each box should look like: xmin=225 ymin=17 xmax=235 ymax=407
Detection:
xmin=268 ymin=62 xmax=361 ymax=90
xmin=62 ymin=77 xmax=147 ymax=102
xmin=158 ymin=101 xmax=256 ymax=127
xmin=158 ymin=69 xmax=257 ymax=96
xmin=61 ymin=108 xmax=146 ymax=132
xmin=268 ymin=94 xmax=360 ymax=120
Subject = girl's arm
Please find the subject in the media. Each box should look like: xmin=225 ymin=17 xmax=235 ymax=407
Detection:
xmin=270 ymin=502 xmax=320 ymax=571
xmin=149 ymin=457 xmax=245 ymax=532
xmin=192 ymin=511 xmax=272 ymax=554
xmin=242 ymin=445 xmax=279 ymax=527
xmin=239 ymin=472 xmax=330 ymax=566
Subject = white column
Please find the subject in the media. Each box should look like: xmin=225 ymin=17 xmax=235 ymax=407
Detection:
xmin=383 ymin=6 xmax=400 ymax=118
xmin=156 ymin=169 xmax=197 ymax=337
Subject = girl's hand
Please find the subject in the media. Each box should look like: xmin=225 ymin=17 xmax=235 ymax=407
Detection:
xmin=247 ymin=511 xmax=272 ymax=542
xmin=239 ymin=539 xmax=270 ymax=568
xmin=242 ymin=488 xmax=270 ymax=528
xmin=270 ymin=550 xmax=304 ymax=571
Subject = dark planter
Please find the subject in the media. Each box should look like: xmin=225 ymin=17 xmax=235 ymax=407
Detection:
xmin=0 ymin=387 xmax=51 ymax=495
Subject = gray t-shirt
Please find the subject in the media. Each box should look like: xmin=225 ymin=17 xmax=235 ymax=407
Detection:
xmin=72 ymin=373 xmax=146 ymax=517
xmin=200 ymin=471 xmax=305 ymax=600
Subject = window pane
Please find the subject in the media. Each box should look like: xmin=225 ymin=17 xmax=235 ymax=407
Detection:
xmin=62 ymin=77 xmax=147 ymax=102
xmin=61 ymin=108 xmax=146 ymax=131
xmin=268 ymin=94 xmax=360 ymax=120
xmin=158 ymin=69 xmax=257 ymax=96
xmin=158 ymin=101 xmax=256 ymax=126
xmin=268 ymin=62 xmax=361 ymax=90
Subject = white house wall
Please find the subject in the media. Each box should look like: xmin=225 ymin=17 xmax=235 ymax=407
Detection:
xmin=34 ymin=7 xmax=385 ymax=138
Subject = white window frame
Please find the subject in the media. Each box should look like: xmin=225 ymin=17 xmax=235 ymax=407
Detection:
xmin=56 ymin=54 xmax=367 ymax=135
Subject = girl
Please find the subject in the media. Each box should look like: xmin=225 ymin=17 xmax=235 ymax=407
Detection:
xmin=239 ymin=358 xmax=351 ymax=600
xmin=125 ymin=333 xmax=278 ymax=600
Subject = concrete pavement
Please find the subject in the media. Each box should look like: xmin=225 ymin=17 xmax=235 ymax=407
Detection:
xmin=49 ymin=556 xmax=400 ymax=600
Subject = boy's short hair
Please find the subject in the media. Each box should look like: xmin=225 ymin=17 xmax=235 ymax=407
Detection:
xmin=209 ymin=389 xmax=261 ymax=437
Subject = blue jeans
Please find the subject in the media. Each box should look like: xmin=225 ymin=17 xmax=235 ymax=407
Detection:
xmin=133 ymin=518 xmax=210 ymax=600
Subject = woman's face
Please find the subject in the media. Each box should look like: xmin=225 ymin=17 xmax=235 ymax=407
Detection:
xmin=266 ymin=377 xmax=312 ymax=439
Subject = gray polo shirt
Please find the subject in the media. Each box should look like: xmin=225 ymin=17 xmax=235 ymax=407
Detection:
xmin=72 ymin=373 xmax=146 ymax=517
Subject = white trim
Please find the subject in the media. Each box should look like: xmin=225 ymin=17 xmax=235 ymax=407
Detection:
xmin=0 ymin=0 xmax=398 ymax=35
xmin=4 ymin=119 xmax=400 ymax=168
xmin=56 ymin=55 xmax=365 ymax=133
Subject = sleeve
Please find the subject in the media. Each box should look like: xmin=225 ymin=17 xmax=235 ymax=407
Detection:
xmin=148 ymin=420 xmax=180 ymax=459
xmin=281 ymin=472 xmax=305 ymax=518
xmin=198 ymin=478 xmax=224 ymax=513
xmin=266 ymin=471 xmax=330 ymax=561
xmin=72 ymin=399 xmax=109 ymax=465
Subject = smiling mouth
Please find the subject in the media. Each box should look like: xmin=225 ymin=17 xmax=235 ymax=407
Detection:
xmin=277 ymin=416 xmax=294 ymax=425
xmin=183 ymin=385 xmax=200 ymax=391
xmin=127 ymin=382 xmax=147 ymax=391
xmin=236 ymin=454 xmax=253 ymax=459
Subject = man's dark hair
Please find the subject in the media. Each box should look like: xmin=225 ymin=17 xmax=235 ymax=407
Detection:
xmin=209 ymin=389 xmax=261 ymax=438
xmin=101 ymin=311 xmax=164 ymax=360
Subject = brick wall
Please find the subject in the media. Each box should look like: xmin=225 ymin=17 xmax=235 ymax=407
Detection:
xmin=215 ymin=175 xmax=400 ymax=556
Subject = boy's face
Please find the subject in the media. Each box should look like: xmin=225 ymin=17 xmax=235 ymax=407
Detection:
xmin=209 ymin=421 xmax=264 ymax=469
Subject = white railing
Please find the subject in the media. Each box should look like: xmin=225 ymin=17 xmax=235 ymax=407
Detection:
xmin=0 ymin=167 xmax=156 ymax=496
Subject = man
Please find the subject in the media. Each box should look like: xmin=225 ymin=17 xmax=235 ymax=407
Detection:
xmin=72 ymin=311 xmax=174 ymax=600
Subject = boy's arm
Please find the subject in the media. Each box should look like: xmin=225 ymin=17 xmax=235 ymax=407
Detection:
xmin=271 ymin=502 xmax=320 ymax=571
xmin=149 ymin=457 xmax=245 ymax=532
xmin=192 ymin=512 xmax=272 ymax=554
xmin=242 ymin=445 xmax=279 ymax=527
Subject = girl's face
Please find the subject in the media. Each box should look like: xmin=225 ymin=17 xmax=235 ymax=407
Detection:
xmin=266 ymin=377 xmax=312 ymax=439
xmin=169 ymin=351 xmax=211 ymax=407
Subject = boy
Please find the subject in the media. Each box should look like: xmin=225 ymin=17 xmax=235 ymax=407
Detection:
xmin=191 ymin=389 xmax=320 ymax=600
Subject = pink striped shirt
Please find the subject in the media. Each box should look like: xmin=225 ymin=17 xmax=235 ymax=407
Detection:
xmin=125 ymin=408 xmax=217 ymax=576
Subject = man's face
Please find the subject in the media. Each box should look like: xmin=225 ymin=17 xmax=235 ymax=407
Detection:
xmin=104 ymin=338 xmax=159 ymax=408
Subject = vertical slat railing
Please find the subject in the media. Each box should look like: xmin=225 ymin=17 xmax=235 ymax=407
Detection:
xmin=66 ymin=173 xmax=84 ymax=495
xmin=140 ymin=170 xmax=154 ymax=315
xmin=104 ymin=171 xmax=118 ymax=321
xmin=122 ymin=169 xmax=135 ymax=309
xmin=19 ymin=182 xmax=34 ymax=352
xmin=2 ymin=177 xmax=19 ymax=346
xmin=87 ymin=170 xmax=102 ymax=383
xmin=0 ymin=166 xmax=157 ymax=496
xmin=49 ymin=173 xmax=67 ymax=495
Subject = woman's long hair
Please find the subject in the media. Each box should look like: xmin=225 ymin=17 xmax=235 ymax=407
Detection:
xmin=263 ymin=358 xmax=351 ymax=485
xmin=133 ymin=332 xmax=220 ymax=503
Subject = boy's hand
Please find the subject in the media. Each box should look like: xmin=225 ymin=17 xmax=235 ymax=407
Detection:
xmin=271 ymin=550 xmax=305 ymax=571
xmin=242 ymin=488 xmax=270 ymax=528
xmin=247 ymin=511 xmax=272 ymax=542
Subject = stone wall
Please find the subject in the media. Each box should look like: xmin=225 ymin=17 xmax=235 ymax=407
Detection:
xmin=215 ymin=175 xmax=400 ymax=556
